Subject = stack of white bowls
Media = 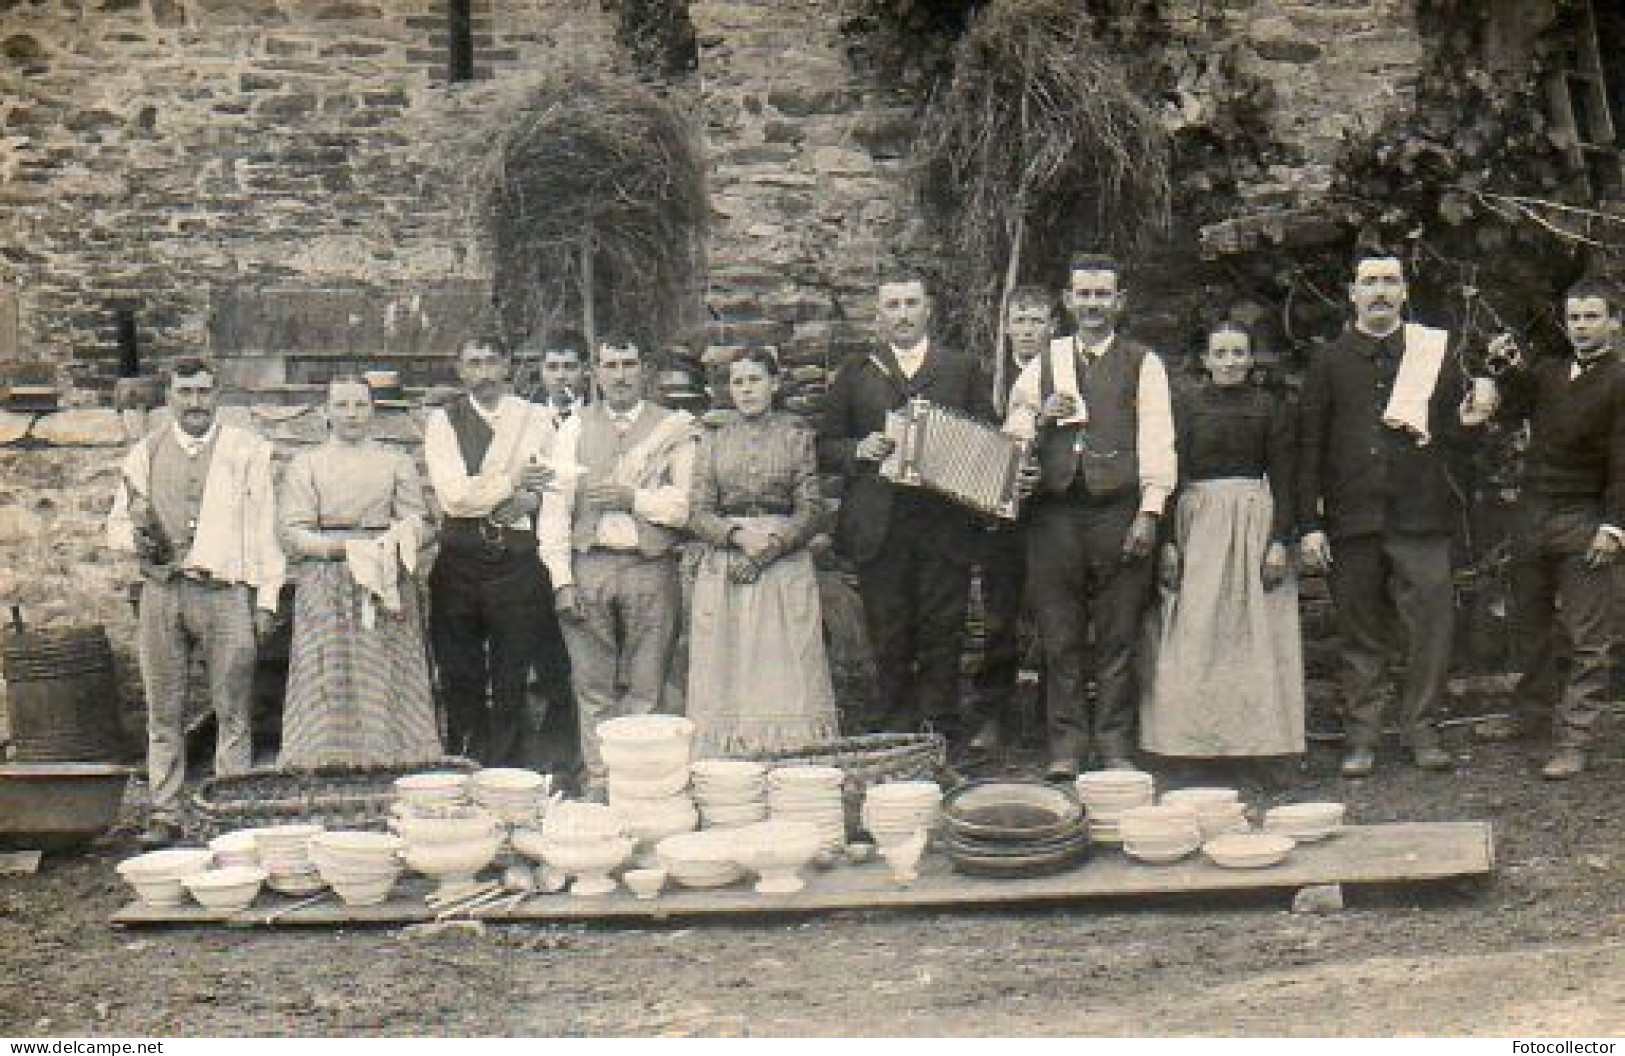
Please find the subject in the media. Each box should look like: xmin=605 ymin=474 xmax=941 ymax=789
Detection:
xmin=251 ymin=824 xmax=326 ymax=895
xmin=395 ymin=807 xmax=502 ymax=895
xmin=1161 ymin=788 xmax=1250 ymax=839
xmin=208 ymin=830 xmax=261 ymax=870
xmin=861 ymin=781 xmax=943 ymax=846
xmin=766 ymin=766 xmax=847 ymax=858
xmin=1118 ymin=804 xmax=1204 ymax=864
xmin=470 ymin=768 xmax=552 ymax=827
xmin=690 ymin=760 xmax=768 ymax=829
xmin=598 ymin=717 xmax=697 ymax=843
xmin=310 ymin=831 xmax=405 ymax=907
xmin=394 ymin=771 xmax=471 ymax=817
xmin=1075 ymin=770 xmax=1156 ymax=844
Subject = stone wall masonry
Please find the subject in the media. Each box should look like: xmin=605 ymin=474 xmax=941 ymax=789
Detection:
xmin=692 ymin=0 xmax=926 ymax=413
xmin=0 ymin=0 xmax=618 ymax=388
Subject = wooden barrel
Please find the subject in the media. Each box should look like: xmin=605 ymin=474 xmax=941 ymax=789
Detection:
xmin=1 ymin=625 xmax=124 ymax=762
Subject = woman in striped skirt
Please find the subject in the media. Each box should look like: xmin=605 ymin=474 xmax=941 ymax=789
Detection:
xmin=277 ymin=377 xmax=442 ymax=767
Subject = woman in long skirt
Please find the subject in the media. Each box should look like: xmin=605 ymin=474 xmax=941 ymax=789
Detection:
xmin=1142 ymin=322 xmax=1305 ymax=759
xmin=686 ymin=348 xmax=839 ymax=757
xmin=277 ymin=377 xmax=442 ymax=767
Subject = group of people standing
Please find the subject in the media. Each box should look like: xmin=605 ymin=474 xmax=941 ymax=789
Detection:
xmin=106 ymin=245 xmax=1621 ymax=844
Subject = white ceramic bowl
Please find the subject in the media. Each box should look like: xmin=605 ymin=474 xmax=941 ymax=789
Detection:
xmin=471 ymin=768 xmax=549 ymax=794
xmin=328 ymin=871 xmax=401 ymax=907
xmin=117 ymin=848 xmax=215 ymax=907
xmin=402 ymin=834 xmax=502 ymax=884
xmin=542 ymin=801 xmax=627 ymax=843
xmin=1124 ymin=839 xmax=1201 ymax=865
xmin=656 ymin=830 xmax=747 ymax=888
xmin=265 ymin=868 xmax=327 ymax=896
xmin=613 ymin=796 xmax=699 ymax=845
xmin=182 ymin=866 xmax=267 ymax=911
xmin=1202 ymin=832 xmax=1295 ymax=869
xmin=598 ymin=715 xmax=695 ymax=745
xmin=208 ymin=831 xmax=261 ymax=867
xmin=601 ymin=741 xmax=691 ymax=775
xmin=624 ymin=868 xmax=667 ymax=900
xmin=393 ymin=810 xmax=499 ymax=845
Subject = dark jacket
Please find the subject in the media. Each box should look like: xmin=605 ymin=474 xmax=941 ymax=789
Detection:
xmin=816 ymin=342 xmax=994 ymax=564
xmin=1499 ymin=354 xmax=1625 ymax=537
xmin=1296 ymin=326 xmax=1479 ymax=539
xmin=1173 ymin=379 xmax=1296 ymax=543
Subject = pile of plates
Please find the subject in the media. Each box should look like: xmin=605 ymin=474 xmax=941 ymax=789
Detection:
xmin=767 ymin=766 xmax=847 ymax=858
xmin=394 ymin=771 xmax=470 ymax=817
xmin=1161 ymin=788 xmax=1249 ymax=839
xmin=1118 ymin=805 xmax=1204 ymax=864
xmin=1202 ymin=832 xmax=1295 ymax=869
xmin=1262 ymin=801 xmax=1345 ymax=842
xmin=941 ymin=779 xmax=1089 ymax=879
xmin=251 ymin=823 xmax=326 ymax=895
xmin=470 ymin=768 xmax=552 ymax=827
xmin=861 ymin=781 xmax=942 ymax=846
xmin=690 ymin=760 xmax=768 ymax=829
xmin=310 ymin=831 xmax=405 ymax=907
xmin=1074 ymin=770 xmax=1156 ymax=844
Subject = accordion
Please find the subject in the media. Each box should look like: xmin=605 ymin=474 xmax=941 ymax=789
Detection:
xmin=879 ymin=399 xmax=1030 ymax=520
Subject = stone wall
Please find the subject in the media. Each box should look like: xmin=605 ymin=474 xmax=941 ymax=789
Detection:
xmin=0 ymin=0 xmax=618 ymax=389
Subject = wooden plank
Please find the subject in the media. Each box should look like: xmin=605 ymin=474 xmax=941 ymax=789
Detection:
xmin=112 ymin=821 xmax=1494 ymax=928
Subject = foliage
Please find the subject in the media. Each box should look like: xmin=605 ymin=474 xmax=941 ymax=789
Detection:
xmin=910 ymin=0 xmax=1172 ymax=362
xmin=1328 ymin=0 xmax=1622 ymax=359
xmin=473 ymin=67 xmax=707 ymax=358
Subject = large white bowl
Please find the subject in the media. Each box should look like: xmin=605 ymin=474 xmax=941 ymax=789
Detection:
xmin=393 ymin=810 xmax=499 ymax=845
xmin=542 ymin=801 xmax=626 ymax=843
xmin=598 ymin=715 xmax=695 ymax=745
xmin=328 ymin=870 xmax=401 ymax=907
xmin=402 ymin=834 xmax=502 ymax=885
xmin=182 ymin=866 xmax=267 ymax=911
xmin=656 ymin=830 xmax=747 ymax=888
xmin=732 ymin=820 xmax=823 ymax=894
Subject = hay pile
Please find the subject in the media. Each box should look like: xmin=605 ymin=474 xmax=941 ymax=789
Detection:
xmin=475 ymin=70 xmax=707 ymax=357
xmin=913 ymin=0 xmax=1172 ymax=368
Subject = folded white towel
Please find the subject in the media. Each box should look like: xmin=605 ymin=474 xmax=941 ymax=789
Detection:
xmin=1381 ymin=323 xmax=1450 ymax=445
xmin=344 ymin=515 xmax=425 ymax=630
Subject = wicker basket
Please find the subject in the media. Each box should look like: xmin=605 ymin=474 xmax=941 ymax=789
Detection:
xmin=740 ymin=732 xmax=948 ymax=838
xmin=189 ymin=757 xmax=480 ymax=838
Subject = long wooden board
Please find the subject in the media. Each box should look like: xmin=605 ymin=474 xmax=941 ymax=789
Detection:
xmin=112 ymin=821 xmax=1494 ymax=928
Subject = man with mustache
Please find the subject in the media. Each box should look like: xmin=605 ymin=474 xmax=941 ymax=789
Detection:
xmin=424 ymin=337 xmax=557 ymax=766
xmin=1002 ymin=254 xmax=1177 ymax=778
xmin=818 ymin=270 xmax=994 ymax=743
xmin=107 ymin=358 xmax=284 ymax=846
xmin=1496 ymin=277 xmax=1624 ymax=779
xmin=1297 ymin=249 xmax=1498 ymax=777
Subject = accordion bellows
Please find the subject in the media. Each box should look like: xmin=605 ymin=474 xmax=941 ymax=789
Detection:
xmin=879 ymin=398 xmax=1030 ymax=519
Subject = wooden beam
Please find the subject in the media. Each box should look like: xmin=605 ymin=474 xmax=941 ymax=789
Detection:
xmin=113 ymin=822 xmax=1494 ymax=928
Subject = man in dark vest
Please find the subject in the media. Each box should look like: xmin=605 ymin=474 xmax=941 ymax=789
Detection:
xmin=1297 ymin=249 xmax=1498 ymax=777
xmin=817 ymin=270 xmax=994 ymax=742
xmin=424 ymin=337 xmax=557 ymax=765
xmin=1003 ymin=253 xmax=1176 ymax=779
xmin=540 ymin=338 xmax=698 ymax=796
xmin=1497 ymin=277 xmax=1624 ymax=779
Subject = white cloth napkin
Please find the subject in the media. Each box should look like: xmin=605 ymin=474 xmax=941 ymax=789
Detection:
xmin=1381 ymin=323 xmax=1449 ymax=445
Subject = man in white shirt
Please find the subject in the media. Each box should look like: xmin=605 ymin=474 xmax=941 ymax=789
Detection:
xmin=1003 ymin=253 xmax=1177 ymax=778
xmin=539 ymin=339 xmax=698 ymax=794
xmin=424 ymin=338 xmax=557 ymax=765
xmin=107 ymin=358 xmax=284 ymax=845
xmin=537 ymin=342 xmax=589 ymax=428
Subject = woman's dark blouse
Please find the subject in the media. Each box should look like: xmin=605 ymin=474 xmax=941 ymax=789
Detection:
xmin=1173 ymin=380 xmax=1296 ymax=543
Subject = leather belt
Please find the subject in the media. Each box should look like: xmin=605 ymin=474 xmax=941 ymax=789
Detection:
xmin=720 ymin=502 xmax=794 ymax=516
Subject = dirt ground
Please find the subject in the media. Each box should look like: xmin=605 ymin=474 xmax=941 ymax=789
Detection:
xmin=2 ymin=731 xmax=1622 ymax=1038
